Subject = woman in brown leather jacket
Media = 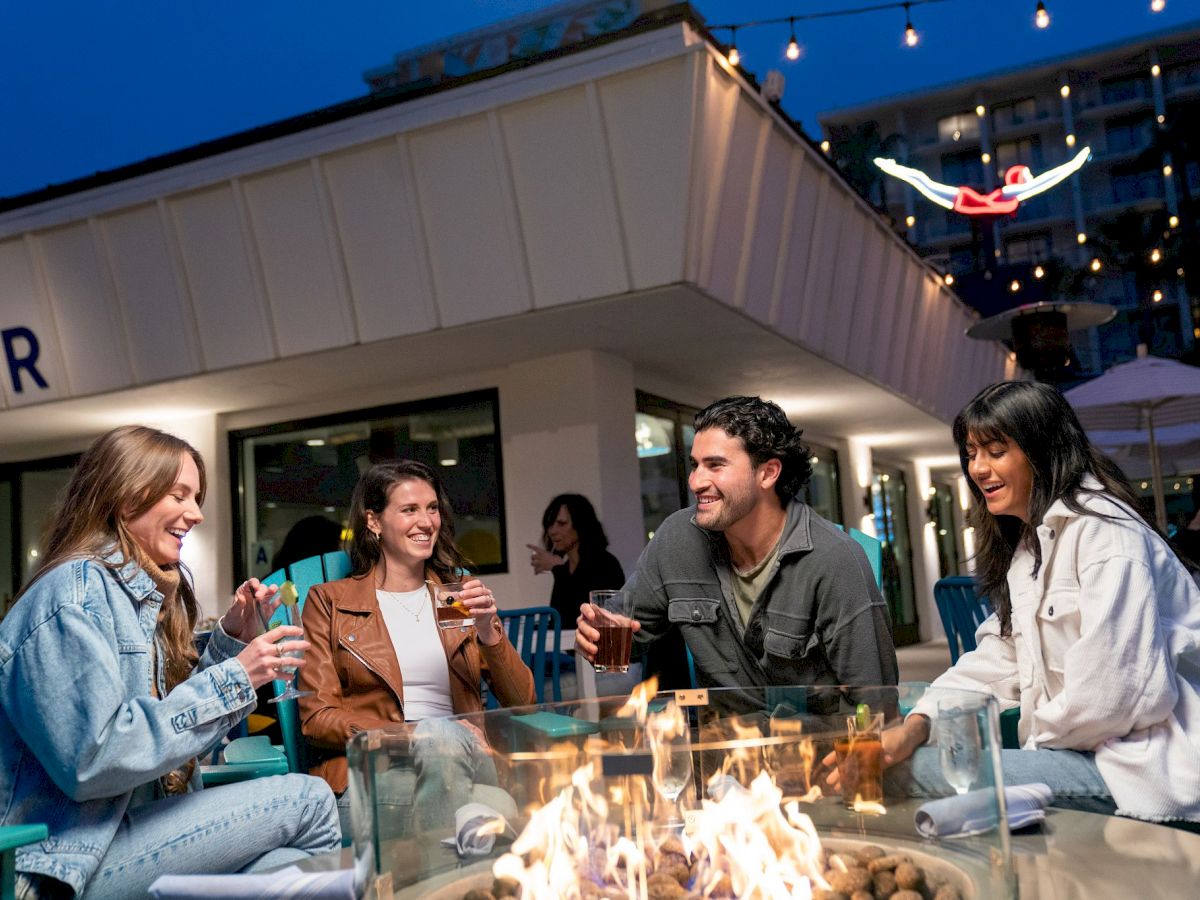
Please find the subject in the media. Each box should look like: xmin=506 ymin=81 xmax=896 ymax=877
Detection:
xmin=297 ymin=460 xmax=534 ymax=840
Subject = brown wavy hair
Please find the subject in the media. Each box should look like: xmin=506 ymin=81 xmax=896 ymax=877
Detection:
xmin=18 ymin=425 xmax=207 ymax=691
xmin=347 ymin=460 xmax=470 ymax=584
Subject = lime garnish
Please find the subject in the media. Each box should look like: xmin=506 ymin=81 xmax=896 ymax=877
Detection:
xmin=279 ymin=581 xmax=299 ymax=608
xmin=855 ymin=703 xmax=871 ymax=732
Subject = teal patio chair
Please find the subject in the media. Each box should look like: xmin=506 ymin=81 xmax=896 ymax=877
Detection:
xmin=490 ymin=606 xmax=562 ymax=706
xmin=1 ymin=824 xmax=47 ymax=900
xmin=933 ymin=575 xmax=991 ymax=664
xmin=261 ymin=550 xmax=352 ymax=775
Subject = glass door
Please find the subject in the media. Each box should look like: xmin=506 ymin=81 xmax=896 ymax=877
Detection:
xmin=930 ymin=481 xmax=962 ymax=578
xmin=871 ymin=467 xmax=919 ymax=646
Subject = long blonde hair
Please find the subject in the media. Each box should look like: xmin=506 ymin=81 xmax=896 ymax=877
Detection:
xmin=19 ymin=425 xmax=207 ymax=690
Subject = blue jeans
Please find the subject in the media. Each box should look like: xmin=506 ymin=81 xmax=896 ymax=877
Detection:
xmin=337 ymin=718 xmax=513 ymax=843
xmin=15 ymin=774 xmax=340 ymax=900
xmin=891 ymin=746 xmax=1117 ymax=816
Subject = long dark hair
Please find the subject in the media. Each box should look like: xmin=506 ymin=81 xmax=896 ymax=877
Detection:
xmin=18 ymin=425 xmax=206 ymax=691
xmin=953 ymin=381 xmax=1150 ymax=635
xmin=541 ymin=493 xmax=610 ymax=557
xmin=347 ymin=460 xmax=470 ymax=583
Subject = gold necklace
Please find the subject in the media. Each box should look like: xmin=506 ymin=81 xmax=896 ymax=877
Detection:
xmin=378 ymin=587 xmax=427 ymax=622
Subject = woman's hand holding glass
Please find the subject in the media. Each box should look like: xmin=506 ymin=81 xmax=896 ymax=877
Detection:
xmin=221 ymin=577 xmax=278 ymax=642
xmin=457 ymin=579 xmax=501 ymax=645
xmin=243 ymin=581 xmax=313 ymax=701
xmin=236 ymin=624 xmax=308 ymax=690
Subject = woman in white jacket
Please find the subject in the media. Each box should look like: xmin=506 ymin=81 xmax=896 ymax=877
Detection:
xmin=890 ymin=381 xmax=1200 ymax=824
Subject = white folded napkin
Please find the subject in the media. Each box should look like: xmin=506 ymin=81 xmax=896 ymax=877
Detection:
xmin=440 ymin=801 xmax=516 ymax=858
xmin=915 ymin=782 xmax=1053 ymax=838
xmin=148 ymin=865 xmax=354 ymax=899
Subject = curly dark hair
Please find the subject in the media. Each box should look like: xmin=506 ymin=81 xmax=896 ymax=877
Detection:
xmin=693 ymin=396 xmax=813 ymax=502
xmin=541 ymin=493 xmax=610 ymax=556
xmin=347 ymin=460 xmax=470 ymax=583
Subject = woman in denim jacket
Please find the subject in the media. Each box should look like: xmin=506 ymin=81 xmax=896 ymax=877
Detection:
xmin=0 ymin=426 xmax=341 ymax=899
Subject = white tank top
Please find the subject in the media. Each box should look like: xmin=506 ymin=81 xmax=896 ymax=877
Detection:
xmin=376 ymin=587 xmax=453 ymax=721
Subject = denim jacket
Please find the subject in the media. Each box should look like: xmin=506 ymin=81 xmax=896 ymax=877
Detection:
xmin=0 ymin=556 xmax=257 ymax=895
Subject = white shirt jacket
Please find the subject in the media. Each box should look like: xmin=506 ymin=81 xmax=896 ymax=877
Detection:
xmin=916 ymin=480 xmax=1200 ymax=822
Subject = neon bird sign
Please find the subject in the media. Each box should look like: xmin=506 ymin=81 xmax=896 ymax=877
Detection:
xmin=874 ymin=146 xmax=1091 ymax=216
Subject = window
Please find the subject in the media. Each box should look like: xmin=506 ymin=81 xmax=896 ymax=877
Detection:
xmin=1104 ymin=114 xmax=1153 ymax=154
xmin=871 ymin=467 xmax=918 ymax=646
xmin=930 ymin=482 xmax=961 ymax=579
xmin=995 ymin=136 xmax=1042 ymax=173
xmin=636 ymin=393 xmax=697 ymax=543
xmin=230 ymin=391 xmax=504 ymax=580
xmin=1110 ymin=167 xmax=1164 ymax=203
xmin=1165 ymin=62 xmax=1200 ymax=94
xmin=991 ymin=97 xmax=1037 ymax=130
xmin=936 ymin=112 xmax=980 ymax=143
xmin=941 ymin=149 xmax=984 ymax=186
xmin=0 ymin=455 xmax=79 ymax=611
xmin=804 ymin=443 xmax=842 ymax=526
xmin=1004 ymin=232 xmax=1051 ymax=263
xmin=1100 ymin=75 xmax=1148 ymax=105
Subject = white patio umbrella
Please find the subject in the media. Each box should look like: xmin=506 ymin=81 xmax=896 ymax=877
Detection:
xmin=1092 ymin=421 xmax=1200 ymax=480
xmin=1064 ymin=353 xmax=1200 ymax=530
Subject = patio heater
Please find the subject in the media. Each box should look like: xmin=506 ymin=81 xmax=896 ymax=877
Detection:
xmin=966 ymin=300 xmax=1116 ymax=383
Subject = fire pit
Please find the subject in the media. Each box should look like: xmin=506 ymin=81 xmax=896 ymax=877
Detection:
xmin=346 ymin=684 xmax=1013 ymax=899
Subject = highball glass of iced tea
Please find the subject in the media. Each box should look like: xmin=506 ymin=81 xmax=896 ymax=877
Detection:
xmin=589 ymin=589 xmax=633 ymax=673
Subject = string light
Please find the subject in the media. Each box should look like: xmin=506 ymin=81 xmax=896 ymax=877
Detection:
xmin=1170 ymin=215 xmax=1180 ymax=228
xmin=1153 ymin=289 xmax=1164 ymax=302
xmin=1077 ymin=232 xmax=1088 ymax=244
xmin=1163 ymin=164 xmax=1173 ymax=177
xmin=786 ymin=17 xmax=801 ymax=60
xmin=903 ymin=3 xmax=919 ymax=47
xmin=1151 ymin=248 xmax=1162 ymax=263
xmin=1065 ymin=133 xmax=1076 ymax=147
xmin=1060 ymin=84 xmax=1071 ymax=98
xmin=944 ymin=272 xmax=955 ymax=285
xmin=975 ymin=104 xmax=985 ymax=116
xmin=1090 ymin=257 xmax=1102 ymax=272
xmin=1151 ymin=0 xmax=1165 ymax=11
xmin=1035 ymin=2 xmax=1050 ymax=28
xmin=981 ymin=151 xmax=991 ymax=164
xmin=1151 ymin=64 xmax=1161 ymax=77
xmin=1034 ymin=264 xmax=1046 ymax=279
xmin=820 ymin=139 xmax=831 ymax=153
xmin=1158 ymin=114 xmax=1166 ymax=124
xmin=1010 ymin=279 xmax=1021 ymax=292
xmin=727 ymin=26 xmax=740 ymax=66
xmin=905 ymin=214 xmax=916 ymax=227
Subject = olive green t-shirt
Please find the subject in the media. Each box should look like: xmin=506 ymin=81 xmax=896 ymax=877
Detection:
xmin=731 ymin=539 xmax=783 ymax=629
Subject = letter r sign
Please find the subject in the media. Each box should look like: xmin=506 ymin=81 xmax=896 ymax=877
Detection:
xmin=2 ymin=326 xmax=50 ymax=394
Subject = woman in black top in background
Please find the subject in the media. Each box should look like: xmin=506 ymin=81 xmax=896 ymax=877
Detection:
xmin=528 ymin=494 xmax=625 ymax=623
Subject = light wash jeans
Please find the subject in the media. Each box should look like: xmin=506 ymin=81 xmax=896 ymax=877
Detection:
xmin=889 ymin=746 xmax=1117 ymax=816
xmin=336 ymin=718 xmax=513 ymax=843
xmin=18 ymin=773 xmax=341 ymax=900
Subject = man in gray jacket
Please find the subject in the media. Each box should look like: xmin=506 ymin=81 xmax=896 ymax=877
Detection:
xmin=577 ymin=396 xmax=897 ymax=693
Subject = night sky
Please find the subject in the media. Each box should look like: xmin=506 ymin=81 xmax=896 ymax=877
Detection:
xmin=1 ymin=0 xmax=1194 ymax=199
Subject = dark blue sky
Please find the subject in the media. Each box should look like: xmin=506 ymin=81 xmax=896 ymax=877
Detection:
xmin=1 ymin=0 xmax=1194 ymax=199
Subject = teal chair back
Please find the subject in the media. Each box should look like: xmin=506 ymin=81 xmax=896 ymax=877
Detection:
xmin=492 ymin=606 xmax=562 ymax=706
xmin=1 ymin=824 xmax=47 ymax=900
xmin=261 ymin=550 xmax=352 ymax=774
xmin=933 ymin=575 xmax=991 ymax=664
xmin=848 ymin=527 xmax=883 ymax=587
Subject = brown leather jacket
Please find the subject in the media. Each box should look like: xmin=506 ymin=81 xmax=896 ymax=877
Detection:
xmin=296 ymin=568 xmax=535 ymax=793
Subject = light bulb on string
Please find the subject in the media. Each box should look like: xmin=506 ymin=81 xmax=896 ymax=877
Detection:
xmin=903 ymin=4 xmax=919 ymax=47
xmin=1034 ymin=264 xmax=1046 ymax=279
xmin=1151 ymin=0 xmax=1165 ymax=12
xmin=727 ymin=27 xmax=740 ymax=67
xmin=786 ymin=18 xmax=801 ymax=61
xmin=1090 ymin=257 xmax=1102 ymax=272
xmin=1035 ymin=2 xmax=1050 ymax=28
